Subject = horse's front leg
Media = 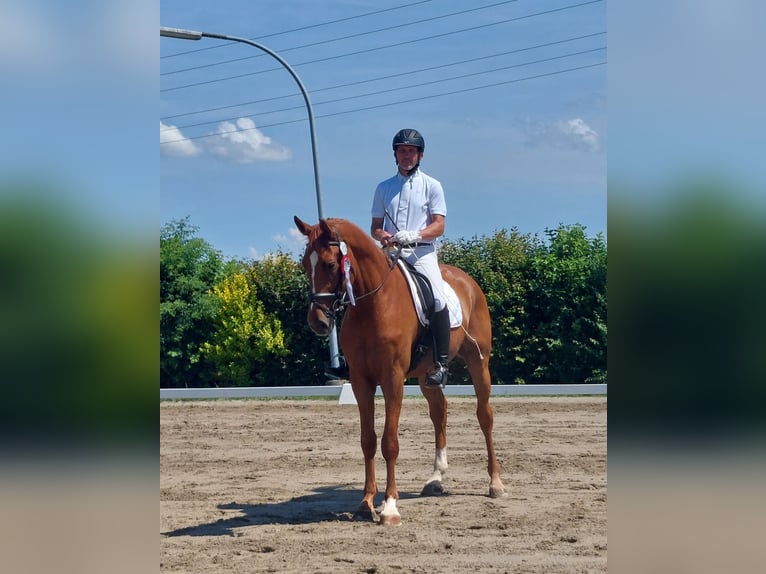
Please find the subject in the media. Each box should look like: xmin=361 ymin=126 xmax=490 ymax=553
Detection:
xmin=353 ymin=382 xmax=379 ymax=522
xmin=420 ymin=375 xmax=449 ymax=496
xmin=379 ymin=381 xmax=404 ymax=526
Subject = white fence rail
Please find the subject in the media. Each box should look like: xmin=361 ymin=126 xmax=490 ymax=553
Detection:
xmin=161 ymin=383 xmax=606 ymax=403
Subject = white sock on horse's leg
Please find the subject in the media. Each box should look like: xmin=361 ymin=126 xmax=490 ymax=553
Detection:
xmin=379 ymin=496 xmax=401 ymax=525
xmin=427 ymin=447 xmax=448 ymax=485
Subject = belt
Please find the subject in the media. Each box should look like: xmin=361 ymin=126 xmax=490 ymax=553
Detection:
xmin=402 ymin=242 xmax=433 ymax=247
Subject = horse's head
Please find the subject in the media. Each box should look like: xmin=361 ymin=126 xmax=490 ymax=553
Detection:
xmin=294 ymin=216 xmax=347 ymax=336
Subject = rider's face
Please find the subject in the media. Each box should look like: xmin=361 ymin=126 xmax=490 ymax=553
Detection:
xmin=395 ymin=145 xmax=423 ymax=172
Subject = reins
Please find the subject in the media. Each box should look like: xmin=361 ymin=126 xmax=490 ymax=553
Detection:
xmin=328 ymin=240 xmax=401 ymax=307
xmin=352 ymin=249 xmax=401 ymax=304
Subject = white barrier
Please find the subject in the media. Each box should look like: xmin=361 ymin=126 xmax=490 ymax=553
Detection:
xmin=161 ymin=383 xmax=606 ymax=402
xmin=338 ymin=382 xmax=606 ymax=405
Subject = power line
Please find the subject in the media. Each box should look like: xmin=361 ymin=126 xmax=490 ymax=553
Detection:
xmin=164 ymin=47 xmax=606 ymax=133
xmin=160 ymin=61 xmax=606 ymax=145
xmin=161 ymin=0 xmax=521 ymax=76
xmin=161 ymin=31 xmax=605 ymax=122
xmin=160 ymin=0 xmax=604 ymax=93
xmin=161 ymin=0 xmax=435 ymax=60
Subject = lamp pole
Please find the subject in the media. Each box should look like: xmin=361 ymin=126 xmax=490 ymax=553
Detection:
xmin=160 ymin=26 xmax=342 ymax=375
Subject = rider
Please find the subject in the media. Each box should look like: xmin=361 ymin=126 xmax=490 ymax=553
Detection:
xmin=370 ymin=128 xmax=450 ymax=388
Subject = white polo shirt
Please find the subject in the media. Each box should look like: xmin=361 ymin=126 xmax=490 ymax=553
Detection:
xmin=371 ymin=168 xmax=447 ymax=239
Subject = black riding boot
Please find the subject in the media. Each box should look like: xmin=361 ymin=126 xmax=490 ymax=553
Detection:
xmin=426 ymin=307 xmax=451 ymax=388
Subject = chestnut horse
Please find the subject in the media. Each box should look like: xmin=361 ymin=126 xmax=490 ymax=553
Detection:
xmin=294 ymin=216 xmax=505 ymax=525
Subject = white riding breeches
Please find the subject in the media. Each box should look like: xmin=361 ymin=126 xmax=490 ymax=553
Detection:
xmin=399 ymin=244 xmax=446 ymax=311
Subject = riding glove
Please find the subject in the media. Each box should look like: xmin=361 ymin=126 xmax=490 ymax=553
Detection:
xmin=393 ymin=230 xmax=422 ymax=245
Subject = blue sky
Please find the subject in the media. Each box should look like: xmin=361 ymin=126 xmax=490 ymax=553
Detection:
xmin=161 ymin=0 xmax=606 ymax=260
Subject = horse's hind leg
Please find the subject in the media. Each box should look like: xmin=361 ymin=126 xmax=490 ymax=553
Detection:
xmin=466 ymin=358 xmax=507 ymax=498
xmin=419 ymin=375 xmax=449 ymax=496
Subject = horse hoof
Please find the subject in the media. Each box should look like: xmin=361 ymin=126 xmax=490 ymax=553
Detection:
xmin=421 ymin=480 xmax=445 ymax=497
xmin=378 ymin=496 xmax=402 ymax=526
xmin=380 ymin=513 xmax=402 ymax=526
xmin=354 ymin=502 xmax=379 ymax=523
xmin=489 ymin=485 xmax=507 ymax=498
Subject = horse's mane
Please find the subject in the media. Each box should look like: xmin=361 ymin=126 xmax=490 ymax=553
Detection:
xmin=321 ymin=218 xmax=376 ymax=252
xmin=303 ymin=217 xmax=389 ymax=272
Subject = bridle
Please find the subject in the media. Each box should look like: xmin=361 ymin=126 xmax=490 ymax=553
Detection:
xmin=305 ymin=228 xmax=400 ymax=326
xmin=306 ymin=238 xmax=350 ymax=326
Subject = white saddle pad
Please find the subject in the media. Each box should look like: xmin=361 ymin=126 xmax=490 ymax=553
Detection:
xmin=396 ymin=260 xmax=463 ymax=328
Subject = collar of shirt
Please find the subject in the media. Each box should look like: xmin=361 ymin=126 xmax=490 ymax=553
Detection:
xmin=397 ymin=168 xmax=419 ymax=184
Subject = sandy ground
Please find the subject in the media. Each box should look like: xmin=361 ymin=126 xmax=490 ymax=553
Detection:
xmin=160 ymin=395 xmax=607 ymax=573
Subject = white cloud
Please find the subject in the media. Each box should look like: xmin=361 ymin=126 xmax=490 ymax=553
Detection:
xmin=556 ymin=118 xmax=600 ymax=152
xmin=272 ymin=227 xmax=308 ymax=255
xmin=159 ymin=117 xmax=291 ymax=164
xmin=160 ymin=121 xmax=200 ymax=157
xmin=206 ymin=118 xmax=292 ymax=164
xmin=248 ymin=228 xmax=307 ymax=260
xmin=519 ymin=117 xmax=601 ymax=152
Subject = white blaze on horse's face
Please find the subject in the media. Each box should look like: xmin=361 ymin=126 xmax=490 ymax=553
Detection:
xmin=304 ymin=246 xmax=333 ymax=336
xmin=308 ymin=249 xmax=320 ymax=294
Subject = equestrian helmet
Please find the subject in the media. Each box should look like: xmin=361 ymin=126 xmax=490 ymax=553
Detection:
xmin=392 ymin=128 xmax=424 ymax=151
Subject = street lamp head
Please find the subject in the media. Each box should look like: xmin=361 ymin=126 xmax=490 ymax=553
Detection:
xmin=160 ymin=27 xmax=203 ymax=40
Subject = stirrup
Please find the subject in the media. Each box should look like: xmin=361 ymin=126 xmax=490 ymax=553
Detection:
xmin=426 ymin=363 xmax=448 ymax=388
xmin=324 ymin=356 xmax=349 ymax=381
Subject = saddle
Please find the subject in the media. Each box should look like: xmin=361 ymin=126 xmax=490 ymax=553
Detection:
xmin=395 ymin=259 xmax=462 ymax=328
xmin=395 ymin=259 xmax=463 ymax=373
xmin=399 ymin=260 xmax=435 ymax=318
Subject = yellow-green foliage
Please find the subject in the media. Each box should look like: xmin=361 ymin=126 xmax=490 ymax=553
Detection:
xmin=201 ymin=272 xmax=287 ymax=386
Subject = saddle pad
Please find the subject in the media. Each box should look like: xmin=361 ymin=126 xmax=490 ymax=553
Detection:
xmin=396 ymin=260 xmax=463 ymax=328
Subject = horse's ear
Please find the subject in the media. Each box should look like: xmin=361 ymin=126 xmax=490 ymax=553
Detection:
xmin=318 ymin=218 xmax=334 ymax=237
xmin=294 ymin=215 xmax=312 ymax=237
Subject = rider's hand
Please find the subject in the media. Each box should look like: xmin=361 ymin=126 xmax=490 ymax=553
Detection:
xmin=393 ymin=230 xmax=422 ymax=245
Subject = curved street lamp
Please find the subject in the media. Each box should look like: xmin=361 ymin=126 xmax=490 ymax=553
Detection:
xmin=160 ymin=26 xmax=342 ymax=376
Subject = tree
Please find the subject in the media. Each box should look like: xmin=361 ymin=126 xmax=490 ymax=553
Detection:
xmin=199 ymin=272 xmax=287 ymax=386
xmin=525 ymin=225 xmax=607 ymax=383
xmin=160 ymin=218 xmax=607 ymax=387
xmin=441 ymin=230 xmax=539 ymax=384
xmin=243 ymin=252 xmax=329 ymax=386
xmin=441 ymin=225 xmax=607 ymax=384
xmin=160 ymin=218 xmax=224 ymax=387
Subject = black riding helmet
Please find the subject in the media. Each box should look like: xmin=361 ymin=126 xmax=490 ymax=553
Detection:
xmin=392 ymin=128 xmax=424 ymax=152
